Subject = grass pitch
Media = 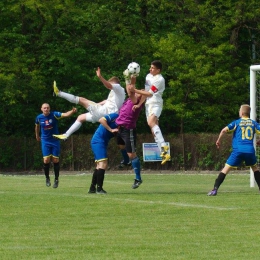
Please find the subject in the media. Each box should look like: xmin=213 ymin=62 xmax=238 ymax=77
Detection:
xmin=0 ymin=172 xmax=259 ymax=260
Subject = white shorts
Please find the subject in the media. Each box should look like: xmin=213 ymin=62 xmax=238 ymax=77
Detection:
xmin=145 ymin=103 xmax=162 ymax=119
xmin=86 ymin=102 xmax=118 ymax=123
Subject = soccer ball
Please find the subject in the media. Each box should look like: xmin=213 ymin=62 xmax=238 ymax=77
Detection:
xmin=127 ymin=62 xmax=140 ymax=75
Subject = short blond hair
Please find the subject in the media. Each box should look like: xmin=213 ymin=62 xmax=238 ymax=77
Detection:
xmin=240 ymin=104 xmax=251 ymax=117
xmin=108 ymin=76 xmax=120 ymax=84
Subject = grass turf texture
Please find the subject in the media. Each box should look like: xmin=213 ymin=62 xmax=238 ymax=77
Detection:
xmin=0 ymin=173 xmax=259 ymax=260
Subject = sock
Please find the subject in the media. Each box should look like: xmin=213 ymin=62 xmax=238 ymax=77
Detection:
xmin=97 ymin=169 xmax=105 ymax=191
xmin=213 ymin=172 xmax=226 ymax=190
xmin=120 ymin=149 xmax=130 ymax=164
xmin=53 ymin=162 xmax=60 ymax=180
xmin=91 ymin=169 xmax=98 ymax=188
xmin=58 ymin=91 xmax=80 ymax=104
xmin=254 ymin=170 xmax=260 ymax=189
xmin=152 ymin=125 xmax=166 ymax=150
xmin=131 ymin=157 xmax=141 ymax=181
xmin=65 ymin=120 xmax=82 ymax=137
xmin=43 ymin=163 xmax=50 ymax=179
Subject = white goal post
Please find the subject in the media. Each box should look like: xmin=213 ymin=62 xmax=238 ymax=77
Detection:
xmin=250 ymin=65 xmax=260 ymax=187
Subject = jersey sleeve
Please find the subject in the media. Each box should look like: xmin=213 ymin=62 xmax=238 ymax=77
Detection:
xmin=53 ymin=111 xmax=62 ymax=120
xmin=148 ymin=75 xmax=164 ymax=94
xmin=104 ymin=113 xmax=119 ymax=123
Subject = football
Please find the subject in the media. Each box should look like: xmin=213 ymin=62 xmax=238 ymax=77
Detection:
xmin=127 ymin=62 xmax=140 ymax=75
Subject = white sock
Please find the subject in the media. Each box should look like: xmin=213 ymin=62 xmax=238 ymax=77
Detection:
xmin=152 ymin=125 xmax=166 ymax=150
xmin=58 ymin=91 xmax=79 ymax=104
xmin=65 ymin=121 xmax=82 ymax=137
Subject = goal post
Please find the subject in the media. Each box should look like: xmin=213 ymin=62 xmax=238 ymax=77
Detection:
xmin=250 ymin=65 xmax=260 ymax=187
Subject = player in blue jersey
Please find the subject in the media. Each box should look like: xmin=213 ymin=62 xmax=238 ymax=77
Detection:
xmin=208 ymin=104 xmax=260 ymax=196
xmin=88 ymin=113 xmax=119 ymax=194
xmin=35 ymin=103 xmax=77 ymax=188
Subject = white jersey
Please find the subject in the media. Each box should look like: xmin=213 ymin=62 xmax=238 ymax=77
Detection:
xmin=103 ymin=83 xmax=126 ymax=113
xmin=145 ymin=73 xmax=165 ymax=105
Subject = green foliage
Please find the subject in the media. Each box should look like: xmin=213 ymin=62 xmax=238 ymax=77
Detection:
xmin=0 ymin=0 xmax=260 ymax=136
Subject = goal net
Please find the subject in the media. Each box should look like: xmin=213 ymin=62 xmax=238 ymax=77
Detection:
xmin=250 ymin=65 xmax=260 ymax=187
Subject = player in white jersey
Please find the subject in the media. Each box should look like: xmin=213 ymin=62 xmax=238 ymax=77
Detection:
xmin=52 ymin=67 xmax=126 ymax=140
xmin=129 ymin=60 xmax=171 ymax=165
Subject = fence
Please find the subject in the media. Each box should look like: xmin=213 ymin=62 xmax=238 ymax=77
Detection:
xmin=0 ymin=133 xmax=233 ymax=172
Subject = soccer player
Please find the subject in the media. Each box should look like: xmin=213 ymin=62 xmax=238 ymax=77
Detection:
xmin=89 ymin=76 xmax=144 ymax=191
xmin=35 ymin=103 xmax=77 ymax=188
xmin=208 ymin=104 xmax=260 ymax=196
xmin=52 ymin=67 xmax=125 ymax=140
xmin=115 ymin=77 xmax=144 ymax=189
xmin=88 ymin=113 xmax=119 ymax=194
xmin=128 ymin=60 xmax=170 ymax=165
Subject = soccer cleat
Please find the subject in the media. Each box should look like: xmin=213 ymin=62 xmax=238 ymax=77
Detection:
xmin=96 ymin=189 xmax=107 ymax=194
xmin=46 ymin=178 xmax=51 ymax=187
xmin=53 ymin=134 xmax=68 ymax=140
xmin=53 ymin=180 xmax=59 ymax=188
xmin=132 ymin=179 xmax=142 ymax=189
xmin=53 ymin=80 xmax=59 ymax=96
xmin=207 ymin=189 xmax=217 ymax=196
xmin=118 ymin=160 xmax=132 ymax=169
xmin=88 ymin=186 xmax=96 ymax=194
xmin=160 ymin=145 xmax=170 ymax=157
xmin=161 ymin=154 xmax=171 ymax=165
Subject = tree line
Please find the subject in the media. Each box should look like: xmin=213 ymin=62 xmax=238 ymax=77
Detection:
xmin=0 ymin=0 xmax=260 ymax=138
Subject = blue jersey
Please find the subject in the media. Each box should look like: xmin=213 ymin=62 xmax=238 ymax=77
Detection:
xmin=91 ymin=113 xmax=118 ymax=162
xmin=35 ymin=111 xmax=62 ymax=140
xmin=91 ymin=113 xmax=119 ymax=146
xmin=227 ymin=117 xmax=260 ymax=153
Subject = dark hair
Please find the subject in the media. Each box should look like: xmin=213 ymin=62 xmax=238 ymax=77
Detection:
xmin=151 ymin=60 xmax=162 ymax=71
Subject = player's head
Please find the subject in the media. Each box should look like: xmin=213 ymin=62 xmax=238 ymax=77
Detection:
xmin=41 ymin=103 xmax=51 ymax=116
xmin=108 ymin=77 xmax=120 ymax=84
xmin=150 ymin=60 xmax=162 ymax=75
xmin=239 ymin=104 xmax=250 ymax=117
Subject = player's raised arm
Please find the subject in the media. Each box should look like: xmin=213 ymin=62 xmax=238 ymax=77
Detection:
xmin=96 ymin=67 xmax=113 ymax=90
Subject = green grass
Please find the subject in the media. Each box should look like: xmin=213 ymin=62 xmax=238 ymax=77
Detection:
xmin=0 ymin=172 xmax=259 ymax=260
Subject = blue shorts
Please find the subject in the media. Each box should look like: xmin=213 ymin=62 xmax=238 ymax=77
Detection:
xmin=226 ymin=150 xmax=257 ymax=167
xmin=41 ymin=139 xmax=60 ymax=159
xmin=91 ymin=142 xmax=108 ymax=162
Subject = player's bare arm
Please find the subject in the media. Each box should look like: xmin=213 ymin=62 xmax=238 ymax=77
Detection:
xmin=99 ymin=117 xmax=118 ymax=133
xmin=61 ymin=107 xmax=77 ymax=118
xmin=216 ymin=127 xmax=228 ymax=149
xmin=96 ymin=67 xmax=113 ymax=90
xmin=35 ymin=124 xmax=41 ymax=141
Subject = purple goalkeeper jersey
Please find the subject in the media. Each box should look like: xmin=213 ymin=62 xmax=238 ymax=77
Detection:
xmin=115 ymin=97 xmax=143 ymax=129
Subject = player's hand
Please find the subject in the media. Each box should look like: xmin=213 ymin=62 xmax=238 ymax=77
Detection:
xmin=96 ymin=67 xmax=101 ymax=78
xmin=36 ymin=136 xmax=41 ymax=142
xmin=111 ymin=128 xmax=118 ymax=134
xmin=132 ymin=105 xmax=139 ymax=111
xmin=72 ymin=107 xmax=77 ymax=113
xmin=216 ymin=140 xmax=220 ymax=149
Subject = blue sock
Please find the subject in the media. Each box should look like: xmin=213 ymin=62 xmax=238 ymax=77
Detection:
xmin=120 ymin=149 xmax=130 ymax=164
xmin=131 ymin=157 xmax=141 ymax=181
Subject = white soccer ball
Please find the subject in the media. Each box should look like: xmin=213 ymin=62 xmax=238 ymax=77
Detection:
xmin=127 ymin=62 xmax=140 ymax=75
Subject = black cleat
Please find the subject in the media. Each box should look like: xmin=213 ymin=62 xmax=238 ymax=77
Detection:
xmin=53 ymin=180 xmax=59 ymax=188
xmin=132 ymin=179 xmax=142 ymax=189
xmin=46 ymin=178 xmax=51 ymax=187
xmin=96 ymin=189 xmax=107 ymax=194
xmin=118 ymin=160 xmax=132 ymax=169
xmin=88 ymin=187 xmax=96 ymax=194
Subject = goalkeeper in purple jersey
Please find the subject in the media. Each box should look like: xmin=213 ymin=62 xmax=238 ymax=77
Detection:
xmin=208 ymin=104 xmax=260 ymax=196
xmin=35 ymin=103 xmax=77 ymax=188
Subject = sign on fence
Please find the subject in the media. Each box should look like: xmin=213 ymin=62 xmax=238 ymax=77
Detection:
xmin=142 ymin=142 xmax=170 ymax=162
